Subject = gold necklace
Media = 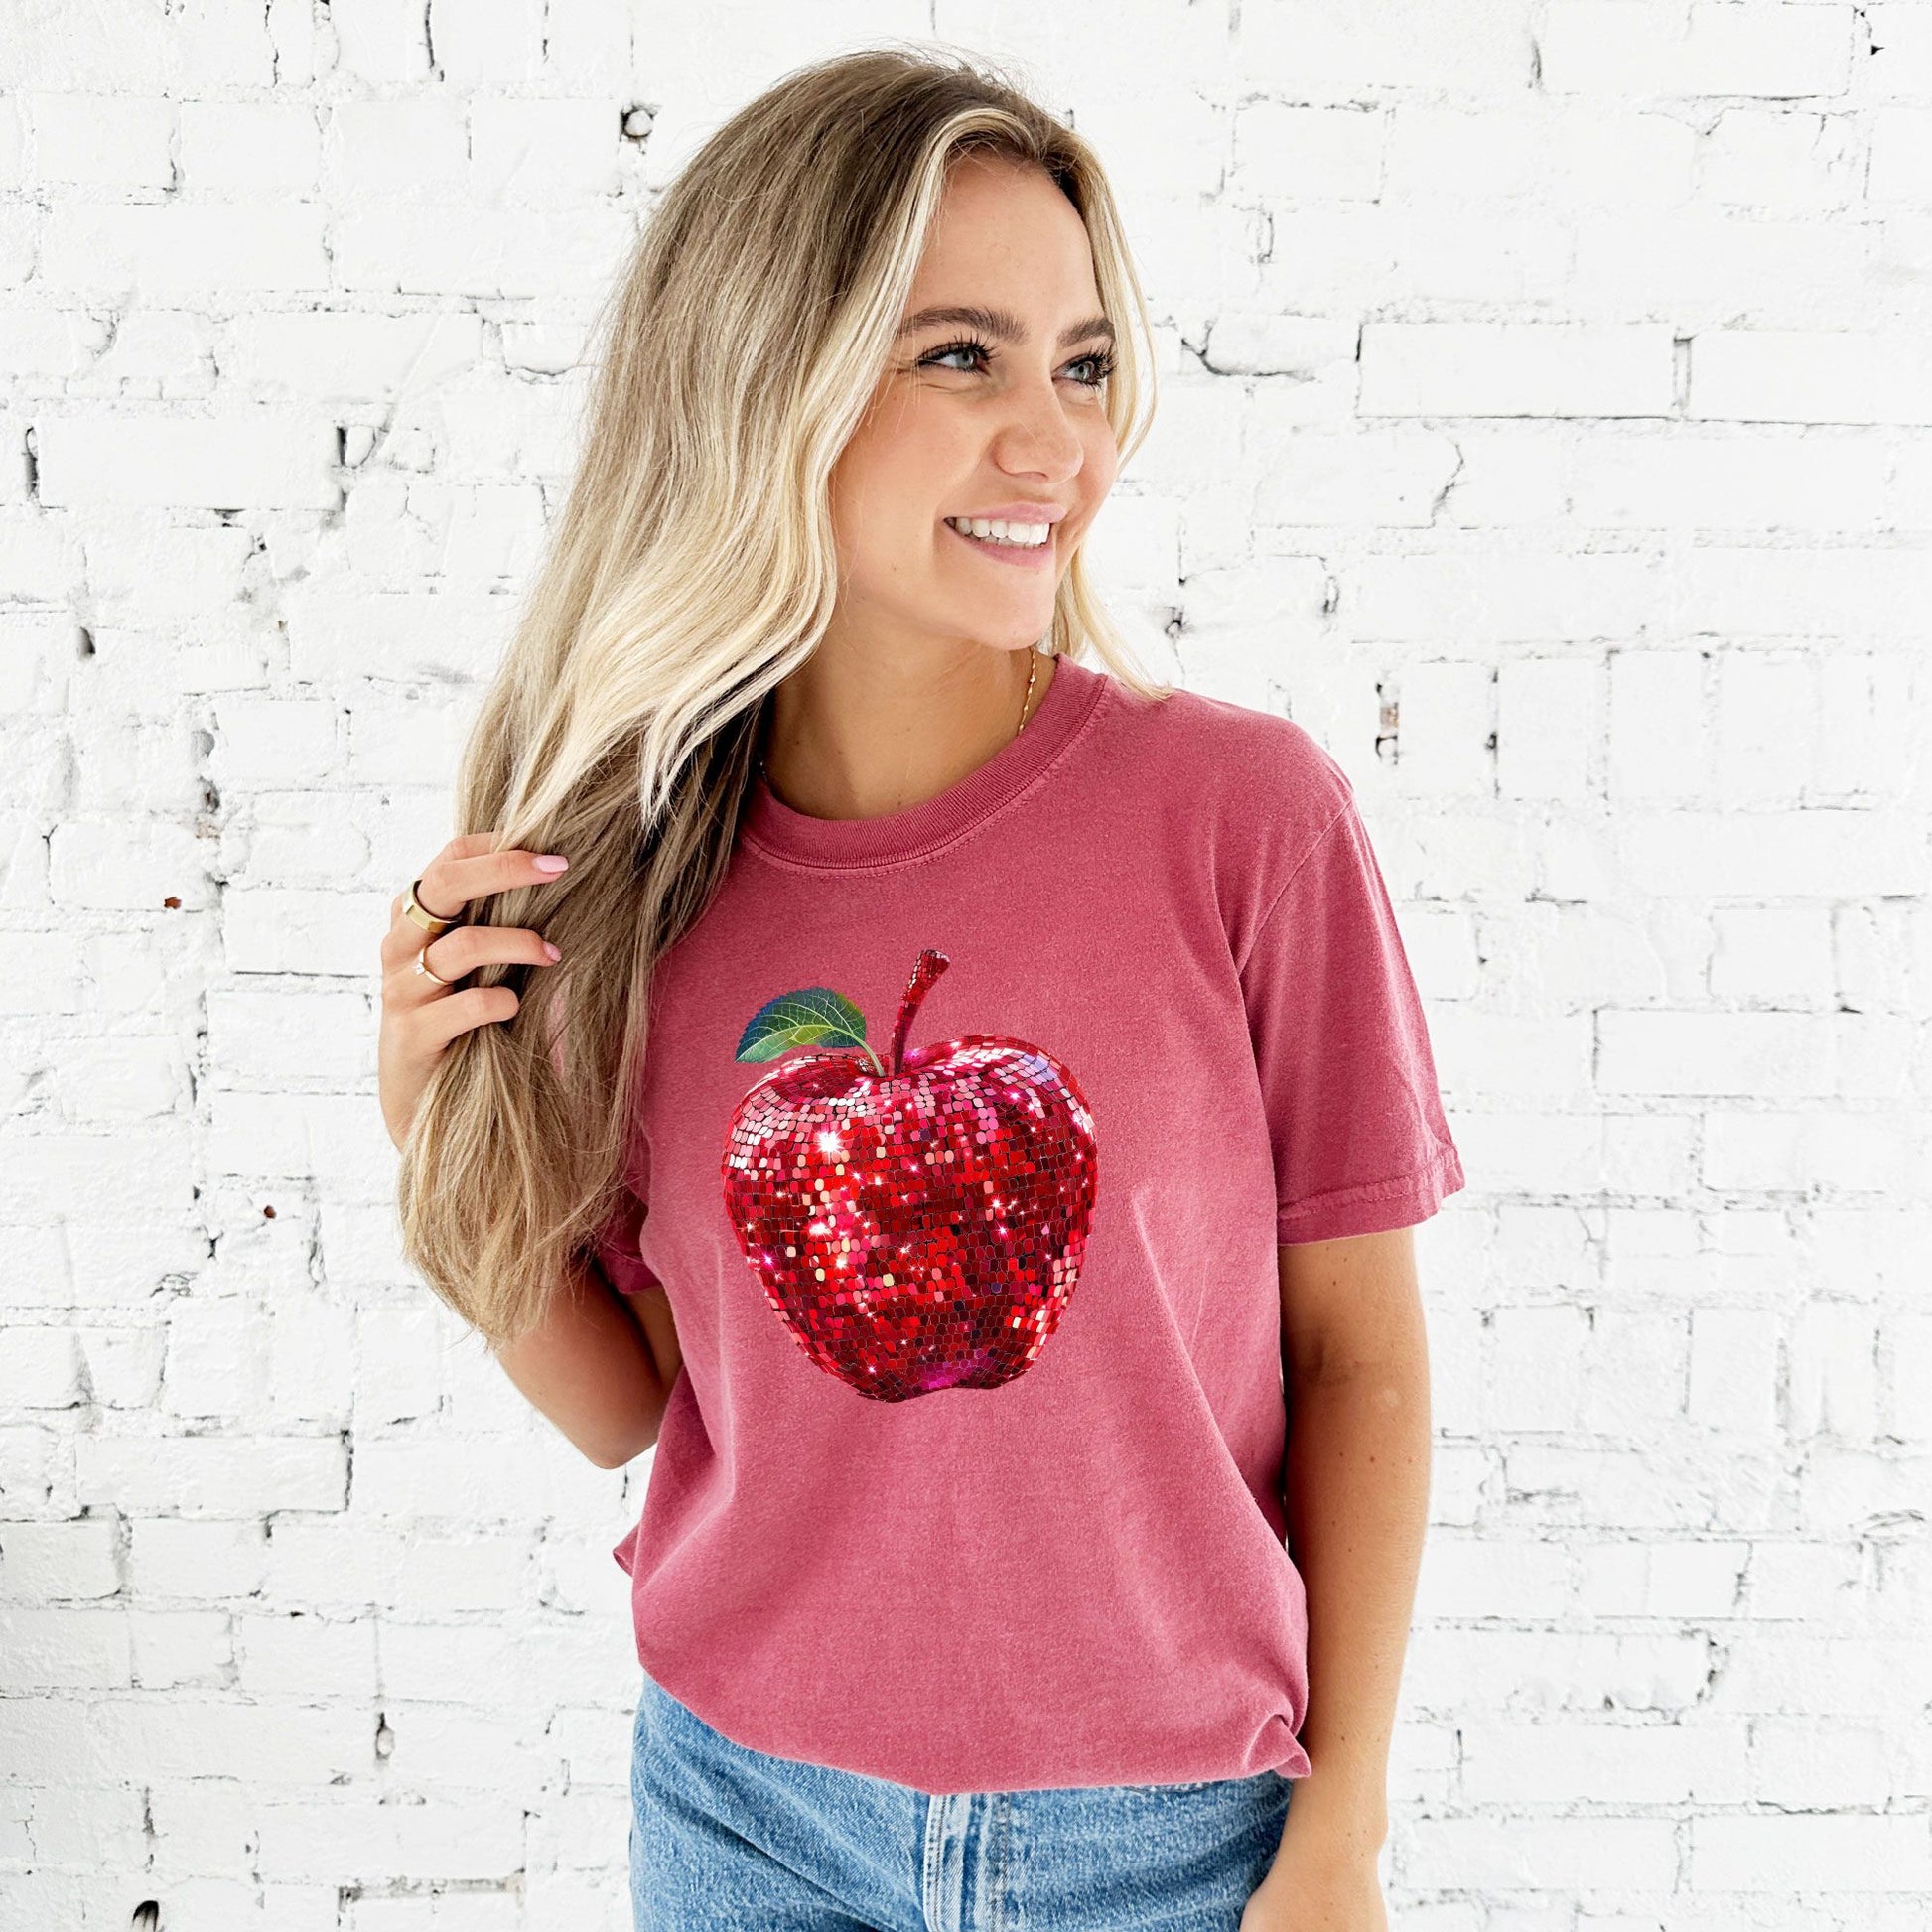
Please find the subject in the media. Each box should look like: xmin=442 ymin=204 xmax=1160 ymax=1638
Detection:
xmin=755 ymin=649 xmax=1039 ymax=781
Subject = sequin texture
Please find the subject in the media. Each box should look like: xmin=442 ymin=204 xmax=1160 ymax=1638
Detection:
xmin=721 ymin=950 xmax=1098 ymax=1402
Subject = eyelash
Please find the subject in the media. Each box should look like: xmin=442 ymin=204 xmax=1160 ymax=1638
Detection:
xmin=920 ymin=337 xmax=1116 ymax=388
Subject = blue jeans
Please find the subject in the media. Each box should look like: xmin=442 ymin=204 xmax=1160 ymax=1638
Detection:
xmin=628 ymin=1671 xmax=1294 ymax=1931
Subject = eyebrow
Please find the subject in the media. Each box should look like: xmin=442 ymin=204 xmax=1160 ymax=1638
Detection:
xmin=895 ymin=304 xmax=1116 ymax=350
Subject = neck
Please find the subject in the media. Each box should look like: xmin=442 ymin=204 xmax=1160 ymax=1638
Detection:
xmin=758 ymin=645 xmax=1050 ymax=824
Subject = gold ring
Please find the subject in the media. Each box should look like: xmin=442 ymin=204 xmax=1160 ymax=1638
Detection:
xmin=414 ymin=941 xmax=459 ymax=987
xmin=404 ymin=877 xmax=459 ymax=935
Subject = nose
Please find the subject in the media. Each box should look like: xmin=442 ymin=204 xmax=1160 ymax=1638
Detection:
xmin=988 ymin=373 xmax=1086 ymax=484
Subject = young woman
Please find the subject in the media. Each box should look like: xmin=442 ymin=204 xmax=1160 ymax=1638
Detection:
xmin=377 ymin=45 xmax=1462 ymax=1932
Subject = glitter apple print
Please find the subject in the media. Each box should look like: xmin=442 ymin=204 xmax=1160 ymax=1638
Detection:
xmin=720 ymin=948 xmax=1098 ymax=1402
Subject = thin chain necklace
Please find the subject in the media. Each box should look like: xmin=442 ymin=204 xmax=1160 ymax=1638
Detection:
xmin=755 ymin=648 xmax=1039 ymax=782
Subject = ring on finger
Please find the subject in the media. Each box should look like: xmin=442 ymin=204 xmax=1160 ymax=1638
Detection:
xmin=404 ymin=877 xmax=460 ymax=935
xmin=415 ymin=939 xmax=460 ymax=987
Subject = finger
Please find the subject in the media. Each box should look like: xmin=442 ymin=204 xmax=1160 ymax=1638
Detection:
xmin=383 ymin=924 xmax=562 ymax=1009
xmin=422 ymin=838 xmax=569 ymax=920
xmin=402 ymin=832 xmax=503 ymax=920
xmin=405 ymin=983 xmax=523 ymax=1053
xmin=382 ymin=847 xmax=569 ymax=962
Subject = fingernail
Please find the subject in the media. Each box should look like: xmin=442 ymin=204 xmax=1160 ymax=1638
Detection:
xmin=543 ymin=941 xmax=562 ymax=961
xmin=533 ymin=854 xmax=569 ymax=872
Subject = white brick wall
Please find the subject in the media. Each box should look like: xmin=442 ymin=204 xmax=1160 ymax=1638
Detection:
xmin=2 ymin=2 xmax=1928 ymax=1928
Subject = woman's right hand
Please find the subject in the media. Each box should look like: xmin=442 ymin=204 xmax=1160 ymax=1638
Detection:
xmin=378 ymin=833 xmax=570 ymax=1151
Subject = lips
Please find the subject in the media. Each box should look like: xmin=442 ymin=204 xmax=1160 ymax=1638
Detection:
xmin=946 ymin=503 xmax=1067 ymax=525
xmin=942 ymin=518 xmax=1055 ymax=567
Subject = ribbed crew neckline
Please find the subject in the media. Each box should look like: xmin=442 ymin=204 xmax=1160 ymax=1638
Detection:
xmin=740 ymin=652 xmax=1109 ymax=870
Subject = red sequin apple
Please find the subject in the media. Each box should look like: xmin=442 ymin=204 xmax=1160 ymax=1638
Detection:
xmin=720 ymin=948 xmax=1098 ymax=1402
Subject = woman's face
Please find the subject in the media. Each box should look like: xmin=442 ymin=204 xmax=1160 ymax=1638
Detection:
xmin=827 ymin=154 xmax=1121 ymax=656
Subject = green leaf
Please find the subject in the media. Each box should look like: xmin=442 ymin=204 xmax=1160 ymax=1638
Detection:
xmin=734 ymin=987 xmax=868 ymax=1063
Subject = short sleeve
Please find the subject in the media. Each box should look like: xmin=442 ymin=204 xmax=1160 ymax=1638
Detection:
xmin=1239 ymin=787 xmax=1464 ymax=1244
xmin=585 ymin=1183 xmax=662 ymax=1298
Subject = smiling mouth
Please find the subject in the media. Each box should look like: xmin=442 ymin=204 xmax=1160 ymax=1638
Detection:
xmin=941 ymin=518 xmax=1056 ymax=565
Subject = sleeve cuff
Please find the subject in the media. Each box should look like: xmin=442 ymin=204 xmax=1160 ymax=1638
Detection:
xmin=1278 ymin=1140 xmax=1466 ymax=1245
xmin=585 ymin=1244 xmax=661 ymax=1298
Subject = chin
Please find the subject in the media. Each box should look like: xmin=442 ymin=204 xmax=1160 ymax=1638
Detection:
xmin=955 ymin=621 xmax=1054 ymax=653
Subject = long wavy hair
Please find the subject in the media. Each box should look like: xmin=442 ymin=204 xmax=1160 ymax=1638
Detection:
xmin=397 ymin=43 xmax=1171 ymax=1351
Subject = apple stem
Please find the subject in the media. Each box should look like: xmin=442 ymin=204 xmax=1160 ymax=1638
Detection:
xmin=888 ymin=948 xmax=949 ymax=1075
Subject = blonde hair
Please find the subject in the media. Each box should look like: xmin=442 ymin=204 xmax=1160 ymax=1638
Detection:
xmin=398 ymin=43 xmax=1171 ymax=1350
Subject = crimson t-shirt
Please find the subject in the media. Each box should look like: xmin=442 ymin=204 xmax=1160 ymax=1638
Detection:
xmin=592 ymin=651 xmax=1463 ymax=1794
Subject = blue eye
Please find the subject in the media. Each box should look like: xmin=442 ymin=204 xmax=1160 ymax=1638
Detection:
xmin=921 ymin=338 xmax=1115 ymax=389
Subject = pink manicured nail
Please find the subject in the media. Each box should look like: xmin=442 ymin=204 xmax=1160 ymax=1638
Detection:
xmin=533 ymin=854 xmax=569 ymax=872
xmin=543 ymin=941 xmax=562 ymax=961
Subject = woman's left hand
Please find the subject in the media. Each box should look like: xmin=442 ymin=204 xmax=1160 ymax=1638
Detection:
xmin=1239 ymin=1833 xmax=1389 ymax=1932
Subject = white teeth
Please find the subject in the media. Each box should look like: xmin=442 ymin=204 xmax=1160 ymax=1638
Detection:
xmin=947 ymin=517 xmax=1049 ymax=548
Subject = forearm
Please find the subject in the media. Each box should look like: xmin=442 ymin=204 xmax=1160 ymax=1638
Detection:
xmin=1279 ymin=1341 xmax=1432 ymax=1851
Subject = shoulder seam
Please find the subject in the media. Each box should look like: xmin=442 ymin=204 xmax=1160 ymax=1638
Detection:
xmin=1232 ymin=793 xmax=1354 ymax=978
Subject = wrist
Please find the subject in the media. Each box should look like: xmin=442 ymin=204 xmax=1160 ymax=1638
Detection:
xmin=1283 ymin=1766 xmax=1389 ymax=1854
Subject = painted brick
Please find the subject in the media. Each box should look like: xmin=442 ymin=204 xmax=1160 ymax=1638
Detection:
xmin=6 ymin=3 xmax=1926 ymax=1919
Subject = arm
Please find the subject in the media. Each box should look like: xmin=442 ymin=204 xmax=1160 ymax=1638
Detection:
xmin=1250 ymin=1225 xmax=1432 ymax=1912
xmin=487 ymin=1256 xmax=681 ymax=1470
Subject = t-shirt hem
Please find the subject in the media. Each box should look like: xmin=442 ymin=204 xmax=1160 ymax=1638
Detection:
xmin=629 ymin=1647 xmax=1316 ymax=1792
xmin=1277 ymin=1139 xmax=1465 ymax=1244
